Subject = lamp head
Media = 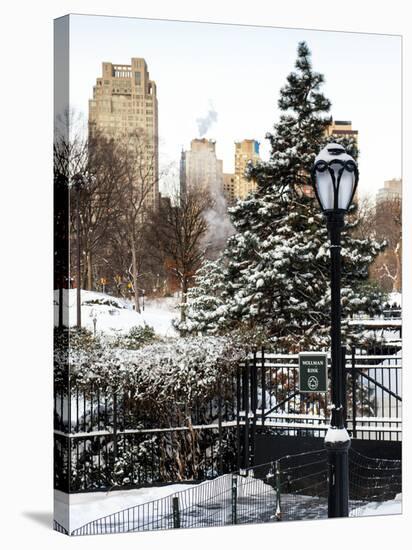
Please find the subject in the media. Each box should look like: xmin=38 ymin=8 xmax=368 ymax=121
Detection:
xmin=311 ymin=143 xmax=358 ymax=214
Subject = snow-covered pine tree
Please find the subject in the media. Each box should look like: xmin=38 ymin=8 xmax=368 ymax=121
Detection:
xmin=176 ymin=259 xmax=227 ymax=334
xmin=179 ymin=41 xmax=384 ymax=352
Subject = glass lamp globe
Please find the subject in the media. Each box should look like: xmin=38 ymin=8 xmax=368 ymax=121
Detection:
xmin=312 ymin=143 xmax=358 ymax=213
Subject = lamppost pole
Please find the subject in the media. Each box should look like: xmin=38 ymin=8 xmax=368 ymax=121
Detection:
xmin=325 ymin=210 xmax=350 ymax=518
xmin=312 ymin=143 xmax=358 ymax=519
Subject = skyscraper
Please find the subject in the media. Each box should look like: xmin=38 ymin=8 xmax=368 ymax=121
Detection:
xmin=180 ymin=138 xmax=223 ymax=195
xmin=88 ymin=58 xmax=159 ymax=209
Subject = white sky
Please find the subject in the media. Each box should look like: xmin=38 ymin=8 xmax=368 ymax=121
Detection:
xmin=69 ymin=14 xmax=401 ymax=198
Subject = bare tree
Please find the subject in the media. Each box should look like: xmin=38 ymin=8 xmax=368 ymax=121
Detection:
xmin=55 ymin=114 xmax=126 ymax=291
xmin=351 ymin=194 xmax=377 ymax=240
xmin=76 ymin=131 xmax=125 ymax=290
xmin=372 ymin=197 xmax=402 ymax=292
xmin=110 ymin=129 xmax=161 ymax=313
xmin=147 ymin=188 xmax=212 ymax=322
xmin=349 ymin=193 xmax=402 ymax=294
xmin=54 ymin=110 xmax=90 ymax=306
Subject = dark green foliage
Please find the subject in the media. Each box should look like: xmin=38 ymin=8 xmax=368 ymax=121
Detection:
xmin=180 ymin=42 xmax=385 ymax=351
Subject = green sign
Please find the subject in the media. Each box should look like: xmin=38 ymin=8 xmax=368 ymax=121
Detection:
xmin=299 ymin=353 xmax=328 ymax=393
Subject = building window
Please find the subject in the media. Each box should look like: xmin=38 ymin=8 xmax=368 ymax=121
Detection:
xmin=135 ymin=72 xmax=141 ymax=86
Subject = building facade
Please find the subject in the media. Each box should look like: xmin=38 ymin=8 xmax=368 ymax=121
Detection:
xmin=223 ymin=173 xmax=236 ymax=203
xmin=234 ymin=139 xmax=260 ymax=200
xmin=376 ymin=178 xmax=402 ymax=205
xmin=88 ymin=58 xmax=159 ymax=209
xmin=325 ymin=119 xmax=359 ymax=145
xmin=180 ymin=138 xmax=223 ymax=196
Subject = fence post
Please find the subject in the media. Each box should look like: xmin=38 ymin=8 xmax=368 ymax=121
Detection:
xmin=172 ymin=496 xmax=181 ymax=528
xmin=341 ymin=346 xmax=347 ymax=428
xmin=231 ymin=475 xmax=238 ymax=525
xmin=244 ymin=362 xmax=250 ymax=468
xmin=351 ymin=347 xmax=357 ymax=439
xmin=261 ymin=347 xmax=266 ymax=427
xmin=250 ymin=351 xmax=257 ymax=466
xmin=236 ymin=366 xmax=241 ymax=471
xmin=113 ymin=392 xmax=118 ymax=459
xmin=275 ymin=460 xmax=282 ymax=521
xmin=218 ymin=380 xmax=223 ymax=475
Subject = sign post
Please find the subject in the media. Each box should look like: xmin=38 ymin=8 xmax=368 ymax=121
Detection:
xmin=299 ymin=352 xmax=328 ymax=393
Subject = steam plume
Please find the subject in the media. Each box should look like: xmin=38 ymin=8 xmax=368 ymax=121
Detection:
xmin=196 ymin=101 xmax=218 ymax=137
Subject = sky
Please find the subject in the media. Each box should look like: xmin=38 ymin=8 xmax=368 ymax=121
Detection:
xmin=68 ymin=14 xmax=402 ymax=198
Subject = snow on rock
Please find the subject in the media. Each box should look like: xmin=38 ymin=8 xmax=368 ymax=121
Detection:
xmin=54 ymin=289 xmax=178 ymax=337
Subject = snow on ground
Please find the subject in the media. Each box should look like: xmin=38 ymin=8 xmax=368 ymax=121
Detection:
xmin=350 ymin=493 xmax=402 ymax=517
xmin=54 ymin=483 xmax=195 ymax=532
xmin=55 ymin=479 xmax=402 ymax=534
xmin=387 ymin=292 xmax=401 ymax=307
xmin=54 ymin=289 xmax=178 ymax=337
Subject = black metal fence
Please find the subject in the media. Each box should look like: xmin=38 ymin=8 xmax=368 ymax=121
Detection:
xmin=66 ymin=448 xmax=401 ymax=536
xmin=54 ymin=380 xmax=237 ymax=434
xmin=54 ymin=371 xmax=238 ymax=492
xmin=54 ymin=343 xmax=401 ymax=492
xmin=55 ymin=425 xmax=238 ymax=493
xmin=238 ymin=345 xmax=402 ymax=465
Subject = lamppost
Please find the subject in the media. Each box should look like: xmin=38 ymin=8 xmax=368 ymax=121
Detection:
xmin=311 ymin=143 xmax=359 ymax=518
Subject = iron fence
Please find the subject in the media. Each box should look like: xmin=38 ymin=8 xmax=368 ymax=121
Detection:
xmin=54 ymin=343 xmax=401 ymax=491
xmin=238 ymin=345 xmax=402 ymax=454
xmin=66 ymin=448 xmax=401 ymax=536
xmin=54 ymin=425 xmax=238 ymax=492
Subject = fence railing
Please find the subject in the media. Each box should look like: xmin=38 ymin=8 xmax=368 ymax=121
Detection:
xmin=238 ymin=347 xmax=402 ymax=446
xmin=54 ymin=424 xmax=238 ymax=493
xmin=54 ymin=343 xmax=401 ymax=491
xmin=67 ymin=448 xmax=401 ymax=536
xmin=54 ymin=380 xmax=237 ymax=434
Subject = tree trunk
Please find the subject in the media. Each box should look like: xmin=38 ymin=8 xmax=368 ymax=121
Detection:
xmin=131 ymin=244 xmax=141 ymax=313
xmin=180 ymin=276 xmax=188 ymax=323
xmin=86 ymin=251 xmax=93 ymax=291
xmin=81 ymin=268 xmax=87 ymax=290
xmin=393 ymin=240 xmax=401 ymax=293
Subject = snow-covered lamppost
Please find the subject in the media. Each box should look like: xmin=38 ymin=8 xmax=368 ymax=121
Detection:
xmin=311 ymin=143 xmax=358 ymax=518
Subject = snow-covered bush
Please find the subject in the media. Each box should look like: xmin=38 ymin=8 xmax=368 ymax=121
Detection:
xmin=112 ymin=324 xmax=157 ymax=349
xmin=55 ymin=332 xmax=247 ymax=488
xmin=55 ymin=330 xmax=246 ymax=412
xmin=63 ymin=335 xmax=244 ymax=397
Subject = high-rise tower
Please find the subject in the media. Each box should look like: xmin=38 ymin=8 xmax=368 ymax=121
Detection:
xmin=88 ymin=58 xmax=159 ymax=209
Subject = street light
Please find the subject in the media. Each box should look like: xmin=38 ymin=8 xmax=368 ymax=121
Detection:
xmin=311 ymin=143 xmax=359 ymax=518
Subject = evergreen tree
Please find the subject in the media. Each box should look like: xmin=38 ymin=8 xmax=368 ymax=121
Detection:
xmin=178 ymin=42 xmax=384 ymax=351
xmin=176 ymin=259 xmax=228 ymax=334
